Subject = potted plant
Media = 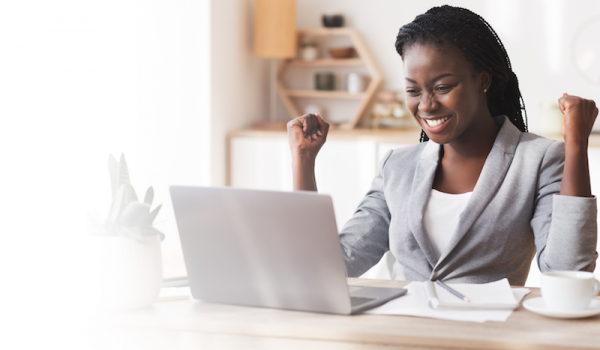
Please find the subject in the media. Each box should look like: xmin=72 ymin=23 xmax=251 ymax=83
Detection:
xmin=89 ymin=154 xmax=164 ymax=310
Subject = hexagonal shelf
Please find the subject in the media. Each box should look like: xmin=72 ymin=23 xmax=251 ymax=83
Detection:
xmin=276 ymin=28 xmax=383 ymax=129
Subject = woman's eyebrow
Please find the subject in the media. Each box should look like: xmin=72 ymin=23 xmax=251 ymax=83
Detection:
xmin=405 ymin=73 xmax=455 ymax=84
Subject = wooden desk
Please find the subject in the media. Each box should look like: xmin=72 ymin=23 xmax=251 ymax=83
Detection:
xmin=88 ymin=278 xmax=600 ymax=350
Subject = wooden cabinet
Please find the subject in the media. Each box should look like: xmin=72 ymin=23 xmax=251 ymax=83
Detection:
xmin=230 ymin=137 xmax=380 ymax=229
xmin=229 ymin=129 xmax=600 ymax=284
xmin=229 ymin=129 xmax=418 ymax=229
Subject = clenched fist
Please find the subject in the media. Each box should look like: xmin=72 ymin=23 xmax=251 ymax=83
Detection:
xmin=559 ymin=93 xmax=598 ymax=144
xmin=287 ymin=113 xmax=330 ymax=161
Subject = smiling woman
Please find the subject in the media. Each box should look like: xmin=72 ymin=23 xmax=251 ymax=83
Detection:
xmin=287 ymin=5 xmax=599 ymax=286
xmin=396 ymin=5 xmax=528 ymax=144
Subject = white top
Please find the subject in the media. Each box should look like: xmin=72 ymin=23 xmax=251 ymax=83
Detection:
xmin=423 ymin=189 xmax=472 ymax=262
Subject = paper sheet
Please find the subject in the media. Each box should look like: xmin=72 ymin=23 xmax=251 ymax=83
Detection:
xmin=366 ymin=280 xmax=530 ymax=323
xmin=434 ymin=278 xmax=519 ymax=308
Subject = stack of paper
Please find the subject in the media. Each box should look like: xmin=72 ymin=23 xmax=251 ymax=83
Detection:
xmin=366 ymin=278 xmax=530 ymax=323
xmin=427 ymin=279 xmax=520 ymax=309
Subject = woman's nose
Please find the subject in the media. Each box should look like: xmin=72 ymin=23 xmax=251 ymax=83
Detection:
xmin=418 ymin=93 xmax=437 ymax=115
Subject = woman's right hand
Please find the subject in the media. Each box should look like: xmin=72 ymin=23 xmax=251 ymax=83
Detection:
xmin=287 ymin=113 xmax=329 ymax=161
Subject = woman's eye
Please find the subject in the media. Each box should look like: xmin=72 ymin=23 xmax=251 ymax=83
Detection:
xmin=406 ymin=89 xmax=420 ymax=95
xmin=435 ymin=86 xmax=452 ymax=93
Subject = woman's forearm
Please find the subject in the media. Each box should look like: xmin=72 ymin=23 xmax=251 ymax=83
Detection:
xmin=560 ymin=140 xmax=592 ymax=197
xmin=292 ymin=156 xmax=317 ymax=191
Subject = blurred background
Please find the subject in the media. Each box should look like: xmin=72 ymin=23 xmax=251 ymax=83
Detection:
xmin=3 ymin=0 xmax=600 ymax=348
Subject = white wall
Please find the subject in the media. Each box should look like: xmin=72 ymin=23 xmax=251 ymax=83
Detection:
xmin=1 ymin=1 xmax=214 ymax=347
xmin=210 ymin=0 xmax=269 ymax=187
xmin=293 ymin=0 xmax=600 ymax=134
xmin=1 ymin=0 xmax=213 ymax=260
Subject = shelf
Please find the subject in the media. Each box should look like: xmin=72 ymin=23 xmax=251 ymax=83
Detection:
xmin=276 ymin=28 xmax=383 ymax=129
xmin=298 ymin=28 xmax=355 ymax=36
xmin=286 ymin=59 xmax=364 ymax=67
xmin=286 ymin=90 xmax=366 ymax=99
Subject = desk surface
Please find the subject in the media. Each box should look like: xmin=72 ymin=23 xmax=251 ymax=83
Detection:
xmin=89 ymin=278 xmax=600 ymax=350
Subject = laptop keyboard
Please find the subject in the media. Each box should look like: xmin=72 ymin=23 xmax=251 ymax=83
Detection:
xmin=350 ymin=296 xmax=375 ymax=307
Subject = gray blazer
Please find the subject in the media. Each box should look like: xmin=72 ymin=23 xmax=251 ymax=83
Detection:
xmin=340 ymin=116 xmax=598 ymax=286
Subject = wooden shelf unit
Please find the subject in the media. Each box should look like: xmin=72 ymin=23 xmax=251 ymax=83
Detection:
xmin=285 ymin=90 xmax=366 ymax=99
xmin=286 ymin=58 xmax=364 ymax=67
xmin=276 ymin=28 xmax=383 ymax=129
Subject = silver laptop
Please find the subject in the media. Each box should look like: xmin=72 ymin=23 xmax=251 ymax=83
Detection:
xmin=170 ymin=186 xmax=406 ymax=315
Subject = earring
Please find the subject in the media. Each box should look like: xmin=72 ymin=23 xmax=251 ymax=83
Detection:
xmin=484 ymin=88 xmax=488 ymax=93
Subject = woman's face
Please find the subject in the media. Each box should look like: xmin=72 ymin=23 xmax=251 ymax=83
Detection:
xmin=403 ymin=42 xmax=491 ymax=145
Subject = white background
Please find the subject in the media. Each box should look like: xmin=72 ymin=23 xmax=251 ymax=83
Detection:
xmin=2 ymin=1 xmax=600 ymax=348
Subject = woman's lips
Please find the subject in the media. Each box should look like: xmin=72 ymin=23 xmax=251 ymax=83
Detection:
xmin=422 ymin=115 xmax=452 ymax=131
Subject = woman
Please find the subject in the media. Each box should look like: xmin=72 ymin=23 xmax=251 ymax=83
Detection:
xmin=287 ymin=5 xmax=598 ymax=286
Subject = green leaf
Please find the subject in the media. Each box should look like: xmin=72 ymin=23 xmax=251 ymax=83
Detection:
xmin=144 ymin=187 xmax=154 ymax=206
xmin=121 ymin=183 xmax=138 ymax=207
xmin=142 ymin=204 xmax=161 ymax=227
xmin=118 ymin=201 xmax=151 ymax=228
xmin=117 ymin=154 xmax=131 ymax=189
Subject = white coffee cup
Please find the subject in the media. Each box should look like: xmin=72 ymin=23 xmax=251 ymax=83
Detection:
xmin=540 ymin=271 xmax=600 ymax=311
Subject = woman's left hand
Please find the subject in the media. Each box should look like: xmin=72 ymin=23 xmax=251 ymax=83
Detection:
xmin=559 ymin=93 xmax=598 ymax=145
xmin=558 ymin=94 xmax=597 ymax=197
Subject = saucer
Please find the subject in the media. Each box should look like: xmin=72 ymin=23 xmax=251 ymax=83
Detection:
xmin=523 ymin=297 xmax=600 ymax=319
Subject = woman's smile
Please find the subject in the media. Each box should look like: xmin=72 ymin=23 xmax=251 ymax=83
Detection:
xmin=421 ymin=114 xmax=453 ymax=132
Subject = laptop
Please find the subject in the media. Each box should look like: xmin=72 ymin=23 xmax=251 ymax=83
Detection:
xmin=170 ymin=186 xmax=406 ymax=315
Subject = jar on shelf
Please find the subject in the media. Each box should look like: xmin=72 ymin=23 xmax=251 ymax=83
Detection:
xmin=315 ymin=73 xmax=335 ymax=90
xmin=346 ymin=73 xmax=364 ymax=94
xmin=300 ymin=42 xmax=318 ymax=61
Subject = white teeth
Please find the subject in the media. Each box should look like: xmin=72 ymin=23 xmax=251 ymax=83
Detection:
xmin=425 ymin=116 xmax=449 ymax=127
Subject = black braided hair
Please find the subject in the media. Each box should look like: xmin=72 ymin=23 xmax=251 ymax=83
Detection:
xmin=395 ymin=5 xmax=528 ymax=142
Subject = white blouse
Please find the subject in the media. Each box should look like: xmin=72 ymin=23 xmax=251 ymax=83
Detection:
xmin=423 ymin=189 xmax=472 ymax=262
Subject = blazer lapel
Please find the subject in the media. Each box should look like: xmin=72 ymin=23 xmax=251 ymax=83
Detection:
xmin=434 ymin=116 xmax=521 ymax=269
xmin=407 ymin=140 xmax=442 ymax=269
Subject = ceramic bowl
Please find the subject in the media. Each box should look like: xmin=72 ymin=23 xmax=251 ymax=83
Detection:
xmin=329 ymin=47 xmax=355 ymax=59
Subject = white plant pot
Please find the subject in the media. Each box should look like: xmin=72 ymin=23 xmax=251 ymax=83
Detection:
xmin=90 ymin=234 xmax=162 ymax=311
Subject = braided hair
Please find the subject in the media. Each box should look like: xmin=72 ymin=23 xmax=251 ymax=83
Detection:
xmin=395 ymin=5 xmax=527 ymax=142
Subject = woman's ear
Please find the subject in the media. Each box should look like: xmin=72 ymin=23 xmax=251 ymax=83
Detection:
xmin=479 ymin=70 xmax=492 ymax=91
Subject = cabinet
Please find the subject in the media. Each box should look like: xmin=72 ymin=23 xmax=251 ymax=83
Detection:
xmin=229 ymin=130 xmax=600 ymax=284
xmin=230 ymin=136 xmax=381 ymax=229
xmin=229 ymin=129 xmax=419 ymax=229
xmin=276 ymin=28 xmax=383 ymax=129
